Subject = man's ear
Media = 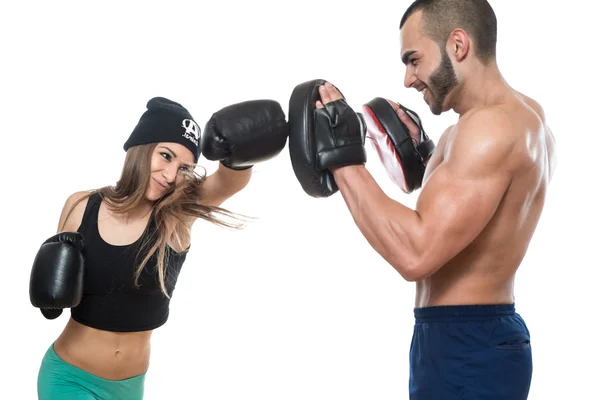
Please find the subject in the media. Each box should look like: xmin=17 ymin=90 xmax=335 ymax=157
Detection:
xmin=448 ymin=29 xmax=470 ymax=62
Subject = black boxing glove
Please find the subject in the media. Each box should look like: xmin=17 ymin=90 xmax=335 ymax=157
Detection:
xmin=288 ymin=79 xmax=366 ymax=198
xmin=29 ymin=232 xmax=85 ymax=320
xmin=201 ymin=99 xmax=289 ymax=170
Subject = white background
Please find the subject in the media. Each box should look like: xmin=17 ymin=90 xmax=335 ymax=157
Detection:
xmin=1 ymin=0 xmax=597 ymax=398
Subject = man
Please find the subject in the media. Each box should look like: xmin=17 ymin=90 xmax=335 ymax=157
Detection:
xmin=290 ymin=0 xmax=557 ymax=398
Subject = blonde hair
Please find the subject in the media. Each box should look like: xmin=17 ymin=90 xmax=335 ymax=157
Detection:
xmin=63 ymin=143 xmax=246 ymax=297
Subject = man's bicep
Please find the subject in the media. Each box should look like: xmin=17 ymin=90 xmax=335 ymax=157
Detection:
xmin=422 ymin=125 xmax=453 ymax=184
xmin=417 ymin=161 xmax=509 ymax=262
xmin=414 ymin=114 xmax=516 ymax=272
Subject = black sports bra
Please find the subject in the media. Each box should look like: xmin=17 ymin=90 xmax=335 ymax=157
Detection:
xmin=70 ymin=192 xmax=188 ymax=332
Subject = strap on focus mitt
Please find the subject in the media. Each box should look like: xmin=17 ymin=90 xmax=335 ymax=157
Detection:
xmin=288 ymin=79 xmax=366 ymax=198
xmin=362 ymin=98 xmax=435 ymax=193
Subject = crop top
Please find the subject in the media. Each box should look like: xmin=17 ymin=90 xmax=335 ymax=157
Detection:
xmin=70 ymin=192 xmax=188 ymax=332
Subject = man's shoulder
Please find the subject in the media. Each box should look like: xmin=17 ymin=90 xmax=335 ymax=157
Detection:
xmin=442 ymin=107 xmax=521 ymax=177
xmin=455 ymin=106 xmax=516 ymax=144
xmin=514 ymin=91 xmax=547 ymax=122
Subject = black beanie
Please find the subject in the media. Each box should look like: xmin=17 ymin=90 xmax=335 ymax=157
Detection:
xmin=124 ymin=97 xmax=201 ymax=162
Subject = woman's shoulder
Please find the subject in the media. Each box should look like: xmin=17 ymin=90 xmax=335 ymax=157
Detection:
xmin=57 ymin=190 xmax=95 ymax=232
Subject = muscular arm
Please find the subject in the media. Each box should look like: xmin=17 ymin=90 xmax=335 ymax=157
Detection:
xmin=199 ymin=163 xmax=252 ymax=207
xmin=421 ymin=125 xmax=452 ymax=184
xmin=331 ymin=109 xmax=516 ymax=281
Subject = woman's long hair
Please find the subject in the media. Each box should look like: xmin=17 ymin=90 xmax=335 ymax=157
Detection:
xmin=62 ymin=143 xmax=247 ymax=297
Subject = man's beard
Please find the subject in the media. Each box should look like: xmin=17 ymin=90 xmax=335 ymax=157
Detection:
xmin=427 ymin=48 xmax=459 ymax=115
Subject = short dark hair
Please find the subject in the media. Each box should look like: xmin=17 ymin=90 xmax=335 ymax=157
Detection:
xmin=399 ymin=0 xmax=497 ymax=64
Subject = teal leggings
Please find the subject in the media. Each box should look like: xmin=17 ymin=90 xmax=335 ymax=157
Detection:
xmin=37 ymin=343 xmax=146 ymax=400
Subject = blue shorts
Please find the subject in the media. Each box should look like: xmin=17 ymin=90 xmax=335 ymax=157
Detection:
xmin=409 ymin=304 xmax=532 ymax=400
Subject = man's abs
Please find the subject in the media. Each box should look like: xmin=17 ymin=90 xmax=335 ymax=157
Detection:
xmin=416 ymin=91 xmax=556 ymax=308
xmin=53 ymin=317 xmax=153 ymax=380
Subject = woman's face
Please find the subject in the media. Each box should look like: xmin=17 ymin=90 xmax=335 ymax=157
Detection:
xmin=145 ymin=142 xmax=195 ymax=201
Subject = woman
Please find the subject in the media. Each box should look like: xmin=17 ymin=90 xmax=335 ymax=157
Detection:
xmin=30 ymin=96 xmax=288 ymax=399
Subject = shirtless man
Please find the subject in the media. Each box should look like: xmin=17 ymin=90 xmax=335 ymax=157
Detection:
xmin=288 ymin=0 xmax=557 ymax=398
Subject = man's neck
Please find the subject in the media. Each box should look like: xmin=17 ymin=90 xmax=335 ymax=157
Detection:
xmin=452 ymin=61 xmax=511 ymax=116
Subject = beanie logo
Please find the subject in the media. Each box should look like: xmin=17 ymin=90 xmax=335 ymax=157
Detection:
xmin=182 ymin=119 xmax=200 ymax=146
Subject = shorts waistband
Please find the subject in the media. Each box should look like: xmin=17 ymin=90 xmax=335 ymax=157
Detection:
xmin=414 ymin=303 xmax=515 ymax=323
xmin=43 ymin=342 xmax=147 ymax=383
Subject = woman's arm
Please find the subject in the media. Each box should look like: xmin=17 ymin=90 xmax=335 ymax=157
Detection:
xmin=199 ymin=163 xmax=252 ymax=208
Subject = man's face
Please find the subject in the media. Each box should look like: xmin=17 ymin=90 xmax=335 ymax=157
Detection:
xmin=400 ymin=12 xmax=458 ymax=115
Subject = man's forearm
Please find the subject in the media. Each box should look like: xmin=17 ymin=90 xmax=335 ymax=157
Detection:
xmin=331 ymin=165 xmax=425 ymax=280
